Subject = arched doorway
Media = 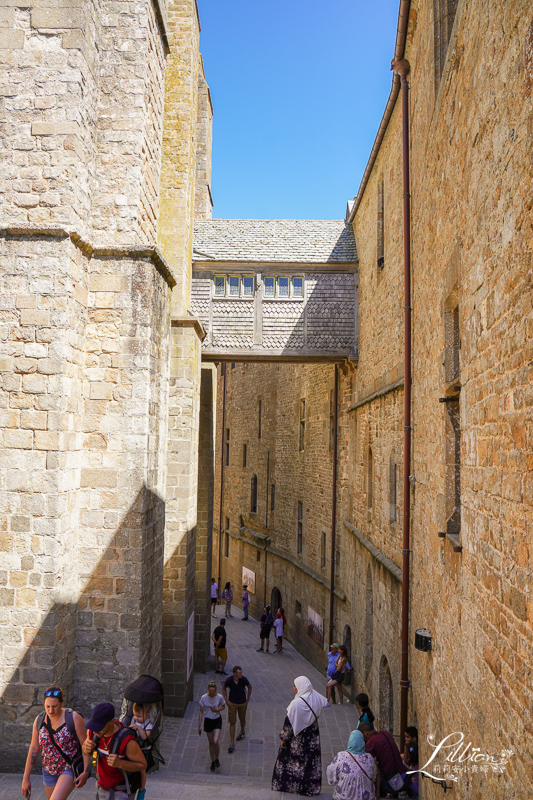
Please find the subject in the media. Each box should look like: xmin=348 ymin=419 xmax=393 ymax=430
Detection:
xmin=343 ymin=624 xmax=353 ymax=696
xmin=379 ymin=655 xmax=394 ymax=734
xmin=271 ymin=587 xmax=282 ymax=613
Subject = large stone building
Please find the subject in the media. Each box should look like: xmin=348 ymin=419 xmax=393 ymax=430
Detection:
xmin=209 ymin=2 xmax=533 ymax=799
xmin=0 ymin=0 xmax=212 ymax=768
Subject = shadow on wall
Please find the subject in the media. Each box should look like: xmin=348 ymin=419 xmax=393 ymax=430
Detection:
xmin=0 ymin=485 xmax=165 ymax=773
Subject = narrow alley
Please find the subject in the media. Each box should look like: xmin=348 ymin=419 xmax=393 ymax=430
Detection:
xmin=2 ymin=614 xmax=358 ymax=799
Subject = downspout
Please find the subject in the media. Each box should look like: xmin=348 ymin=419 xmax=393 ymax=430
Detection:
xmin=217 ymin=363 xmax=227 ymax=593
xmin=265 ymin=451 xmax=270 ymax=529
xmin=328 ymin=364 xmax=339 ymax=645
xmin=394 ymin=59 xmax=412 ymax=753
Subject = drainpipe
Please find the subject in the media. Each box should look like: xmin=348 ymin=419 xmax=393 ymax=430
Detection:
xmin=328 ymin=364 xmax=339 ymax=646
xmin=265 ymin=451 xmax=270 ymax=529
xmin=393 ymin=58 xmax=412 ymax=752
xmin=217 ymin=363 xmax=227 ymax=593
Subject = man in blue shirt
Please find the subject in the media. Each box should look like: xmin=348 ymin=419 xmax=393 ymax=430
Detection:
xmin=325 ymin=643 xmax=339 ymax=705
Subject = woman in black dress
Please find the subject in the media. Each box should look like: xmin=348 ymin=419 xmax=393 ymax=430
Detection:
xmin=272 ymin=676 xmax=327 ymax=796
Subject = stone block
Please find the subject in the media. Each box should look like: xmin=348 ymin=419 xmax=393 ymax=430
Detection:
xmin=31 ymin=8 xmax=84 ymax=30
xmin=3 ymin=429 xmax=33 ymax=449
xmin=31 ymin=121 xmax=79 ymax=136
xmin=0 ymin=28 xmax=24 ymax=49
xmin=80 ymin=469 xmax=118 ymax=489
xmin=90 ymin=383 xmax=113 ymax=400
xmin=20 ymin=410 xmax=47 ymax=430
xmin=20 ymin=309 xmax=50 ymax=327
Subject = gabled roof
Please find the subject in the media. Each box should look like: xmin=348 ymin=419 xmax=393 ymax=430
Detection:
xmin=193 ymin=219 xmax=357 ymax=264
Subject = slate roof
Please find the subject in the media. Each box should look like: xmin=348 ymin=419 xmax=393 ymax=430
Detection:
xmin=193 ymin=219 xmax=357 ymax=264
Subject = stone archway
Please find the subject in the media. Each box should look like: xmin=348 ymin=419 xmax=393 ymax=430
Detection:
xmin=379 ymin=655 xmax=394 ymax=734
xmin=271 ymin=586 xmax=282 ymax=613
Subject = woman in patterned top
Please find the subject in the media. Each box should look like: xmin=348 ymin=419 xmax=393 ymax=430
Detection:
xmin=21 ymin=686 xmax=90 ymax=800
xmin=326 ymin=729 xmax=378 ymax=800
xmin=271 ymin=676 xmax=327 ymax=796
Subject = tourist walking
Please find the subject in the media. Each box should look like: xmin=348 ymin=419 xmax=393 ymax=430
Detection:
xmin=222 ymin=665 xmax=252 ymax=752
xmin=355 ymin=693 xmax=375 ymax=729
xmin=359 ymin=722 xmax=410 ymax=797
xmin=324 ymin=643 xmax=339 ymax=705
xmin=212 ymin=617 xmax=228 ymax=674
xmin=211 ymin=577 xmax=218 ymax=617
xmin=271 ymin=675 xmax=326 ymax=796
xmin=326 ymin=644 xmax=348 ymax=704
xmin=273 ymin=611 xmax=284 ymax=653
xmin=257 ymin=605 xmax=274 ymax=652
xmin=198 ymin=681 xmax=226 ymax=772
xmin=241 ymin=584 xmax=250 ymax=620
xmin=82 ymin=701 xmax=146 ymax=800
xmin=327 ymin=729 xmax=378 ymax=800
xmin=223 ymin=581 xmax=233 ymax=618
xmin=22 ymin=686 xmax=90 ymax=800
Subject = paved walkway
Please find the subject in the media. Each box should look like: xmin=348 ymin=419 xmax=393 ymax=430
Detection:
xmin=1 ymin=613 xmax=358 ymax=799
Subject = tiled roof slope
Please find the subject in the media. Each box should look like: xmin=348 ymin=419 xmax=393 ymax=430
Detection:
xmin=193 ymin=219 xmax=357 ymax=264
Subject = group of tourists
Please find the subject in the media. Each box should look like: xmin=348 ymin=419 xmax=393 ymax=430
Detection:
xmin=22 ymin=678 xmax=163 ymax=800
xmin=210 ymin=579 xmax=251 ymax=621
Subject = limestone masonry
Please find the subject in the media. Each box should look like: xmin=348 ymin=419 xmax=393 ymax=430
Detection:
xmin=1 ymin=2 xmax=532 ymax=799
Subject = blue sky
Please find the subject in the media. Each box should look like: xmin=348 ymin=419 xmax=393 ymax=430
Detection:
xmin=197 ymin=1 xmax=399 ymax=220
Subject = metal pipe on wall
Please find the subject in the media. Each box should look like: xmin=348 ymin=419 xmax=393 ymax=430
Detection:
xmin=217 ymin=363 xmax=227 ymax=594
xmin=328 ymin=364 xmax=339 ymax=646
xmin=395 ymin=60 xmax=412 ymax=753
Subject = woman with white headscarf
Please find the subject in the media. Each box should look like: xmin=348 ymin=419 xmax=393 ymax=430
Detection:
xmin=271 ymin=676 xmax=327 ymax=796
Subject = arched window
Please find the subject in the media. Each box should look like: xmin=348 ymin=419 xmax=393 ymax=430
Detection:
xmin=250 ymin=475 xmax=257 ymax=513
xmin=379 ymin=656 xmax=394 ymax=734
xmin=367 ymin=448 xmax=373 ymax=509
xmin=365 ymin=566 xmax=373 ymax=676
xmin=271 ymin=587 xmax=282 ymax=613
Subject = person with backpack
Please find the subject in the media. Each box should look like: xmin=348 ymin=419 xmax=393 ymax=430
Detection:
xmin=21 ymin=685 xmax=90 ymax=800
xmin=257 ymin=605 xmax=274 ymax=653
xmin=82 ymin=702 xmax=146 ymax=800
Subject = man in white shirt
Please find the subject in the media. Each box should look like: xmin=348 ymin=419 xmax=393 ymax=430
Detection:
xmin=211 ymin=578 xmax=218 ymax=618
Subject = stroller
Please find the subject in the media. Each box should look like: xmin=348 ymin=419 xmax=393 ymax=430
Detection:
xmin=118 ymin=674 xmax=165 ymax=791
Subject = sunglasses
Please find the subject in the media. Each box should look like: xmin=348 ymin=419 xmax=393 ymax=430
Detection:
xmin=44 ymin=689 xmax=62 ymax=698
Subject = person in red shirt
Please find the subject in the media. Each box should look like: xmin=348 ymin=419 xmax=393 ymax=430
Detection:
xmin=360 ymin=722 xmax=411 ymax=797
xmin=82 ymin=702 xmax=146 ymax=800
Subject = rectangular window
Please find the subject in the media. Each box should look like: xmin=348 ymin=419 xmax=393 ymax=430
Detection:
xmin=214 ymin=275 xmax=225 ymax=296
xmin=264 ymin=276 xmax=275 ymax=297
xmin=295 ymin=600 xmax=302 ymax=615
xmin=297 ymin=501 xmax=303 ymax=554
xmin=243 ymin=443 xmax=247 ymax=468
xmin=225 ymin=428 xmax=230 ymax=467
xmin=231 ymin=362 xmax=236 ymax=369
xmin=299 ymin=399 xmax=305 ymax=452
xmin=228 ymin=276 xmax=240 ymax=296
xmin=329 ymin=389 xmax=335 ymax=451
xmin=292 ymin=276 xmax=304 ymax=297
xmin=390 ymin=460 xmax=397 ymax=523
xmin=258 ymin=399 xmax=262 ymax=439
xmin=321 ymin=531 xmax=326 ymax=568
xmin=271 ymin=483 xmax=275 ymax=512
xmin=225 ymin=516 xmax=230 ymax=530
xmin=242 ymin=275 xmax=254 ymax=296
xmin=377 ymin=179 xmax=385 ymax=269
xmin=225 ymin=532 xmax=229 ymax=558
xmin=277 ymin=276 xmax=289 ymax=297
xmin=257 ymin=549 xmax=261 ymax=562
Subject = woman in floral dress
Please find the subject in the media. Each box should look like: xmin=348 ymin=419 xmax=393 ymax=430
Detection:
xmin=272 ymin=676 xmax=327 ymax=796
xmin=327 ymin=729 xmax=378 ymax=800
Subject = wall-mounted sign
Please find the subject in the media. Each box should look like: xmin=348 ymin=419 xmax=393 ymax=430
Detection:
xmin=242 ymin=566 xmax=256 ymax=595
xmin=307 ymin=606 xmax=324 ymax=647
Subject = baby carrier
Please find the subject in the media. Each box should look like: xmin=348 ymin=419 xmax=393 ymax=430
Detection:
xmin=116 ymin=674 xmax=165 ymax=797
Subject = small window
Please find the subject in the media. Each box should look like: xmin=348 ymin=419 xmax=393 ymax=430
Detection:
xmin=225 ymin=428 xmax=230 ymax=467
xmin=297 ymin=501 xmax=303 ymax=554
xmin=299 ymin=399 xmax=305 ymax=452
xmin=264 ymin=277 xmax=275 ymax=297
xmin=295 ymin=600 xmax=302 ymax=615
xmin=277 ymin=276 xmax=289 ymax=297
xmin=225 ymin=516 xmax=230 ymax=530
xmin=231 ymin=362 xmax=236 ymax=369
xmin=329 ymin=389 xmax=335 ymax=451
xmin=292 ymin=276 xmax=303 ymax=297
xmin=225 ymin=531 xmax=229 ymax=558
xmin=214 ymin=275 xmax=225 ymax=296
xmin=368 ymin=448 xmax=373 ymax=509
xmin=228 ymin=276 xmax=240 ymax=296
xmin=271 ymin=483 xmax=275 ymax=512
xmin=256 ymin=549 xmax=261 ymax=562
xmin=242 ymin=276 xmax=254 ymax=297
xmin=251 ymin=475 xmax=258 ymax=513
xmin=258 ymin=400 xmax=262 ymax=439
xmin=243 ymin=443 xmax=247 ymax=468
xmin=321 ymin=531 xmax=326 ymax=568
